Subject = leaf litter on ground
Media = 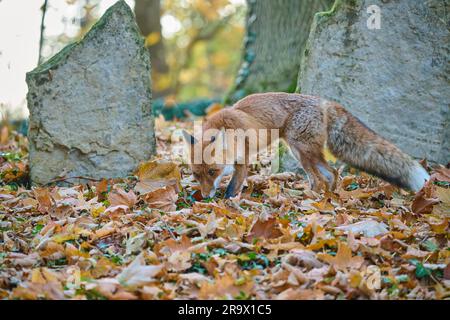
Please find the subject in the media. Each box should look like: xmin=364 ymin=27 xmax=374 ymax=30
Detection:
xmin=0 ymin=123 xmax=449 ymax=300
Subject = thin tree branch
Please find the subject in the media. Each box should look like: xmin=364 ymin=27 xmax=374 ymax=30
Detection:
xmin=38 ymin=0 xmax=49 ymax=65
xmin=44 ymin=175 xmax=102 ymax=186
xmin=172 ymin=15 xmax=233 ymax=95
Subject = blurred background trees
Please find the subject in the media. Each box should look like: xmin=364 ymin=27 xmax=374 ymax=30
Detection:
xmin=1 ymin=0 xmax=335 ymax=121
xmin=135 ymin=0 xmax=168 ymax=78
xmin=227 ymin=0 xmax=333 ymax=103
xmin=39 ymin=0 xmax=246 ymax=103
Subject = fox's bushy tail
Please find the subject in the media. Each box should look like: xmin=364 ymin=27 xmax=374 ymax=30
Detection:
xmin=325 ymin=103 xmax=429 ymax=192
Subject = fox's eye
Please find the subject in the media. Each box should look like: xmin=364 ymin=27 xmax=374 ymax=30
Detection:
xmin=208 ymin=169 xmax=216 ymax=176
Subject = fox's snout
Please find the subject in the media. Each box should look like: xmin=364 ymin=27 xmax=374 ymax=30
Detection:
xmin=201 ymin=188 xmax=217 ymax=199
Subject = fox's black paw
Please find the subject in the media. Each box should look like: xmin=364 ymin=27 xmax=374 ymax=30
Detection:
xmin=224 ymin=186 xmax=236 ymax=199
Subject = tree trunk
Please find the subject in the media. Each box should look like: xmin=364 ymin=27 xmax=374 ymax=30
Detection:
xmin=227 ymin=0 xmax=333 ymax=103
xmin=134 ymin=0 xmax=168 ymax=75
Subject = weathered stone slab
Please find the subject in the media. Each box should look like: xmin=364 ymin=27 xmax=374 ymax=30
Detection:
xmin=298 ymin=0 xmax=449 ymax=164
xmin=26 ymin=0 xmax=155 ymax=184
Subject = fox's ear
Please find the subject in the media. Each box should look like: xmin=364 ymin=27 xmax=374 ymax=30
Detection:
xmin=182 ymin=130 xmax=197 ymax=145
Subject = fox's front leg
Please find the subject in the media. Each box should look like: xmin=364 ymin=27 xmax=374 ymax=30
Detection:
xmin=225 ymin=164 xmax=248 ymax=198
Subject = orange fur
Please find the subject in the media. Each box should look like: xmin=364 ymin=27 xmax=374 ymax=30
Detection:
xmin=184 ymin=93 xmax=429 ymax=198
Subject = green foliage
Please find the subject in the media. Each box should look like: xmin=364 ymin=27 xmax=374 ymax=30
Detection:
xmin=237 ymin=252 xmax=270 ymax=270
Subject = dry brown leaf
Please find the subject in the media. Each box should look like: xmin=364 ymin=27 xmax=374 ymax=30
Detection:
xmin=311 ymin=198 xmax=335 ymax=213
xmin=411 ymin=177 xmax=440 ymax=214
xmin=108 ymin=187 xmax=137 ymax=208
xmin=143 ymin=185 xmax=178 ymax=211
xmin=246 ymin=217 xmax=283 ymax=242
xmin=167 ymin=251 xmax=192 ymax=272
xmin=8 ymin=252 xmax=41 ymax=268
xmin=433 ymin=186 xmax=450 ymax=217
xmin=96 ymin=179 xmax=109 ymax=201
xmin=402 ymin=246 xmax=430 ymax=259
xmin=91 ymin=257 xmax=118 ymax=278
xmin=11 ymin=282 xmax=65 ymax=300
xmin=0 ymin=126 xmax=9 ymax=145
xmin=157 ymin=235 xmax=193 ymax=254
xmin=318 ymin=242 xmax=364 ymax=271
xmin=34 ymin=188 xmax=53 ymax=213
xmin=276 ymin=288 xmax=325 ymax=300
xmin=282 ymin=249 xmax=324 ymax=270
xmin=135 ymin=160 xmax=181 ymax=194
xmin=335 ymin=220 xmax=388 ymax=237
xmin=444 ymin=264 xmax=450 ymax=280
xmin=116 ymin=253 xmax=163 ymax=288
xmin=199 ymin=274 xmax=253 ymax=299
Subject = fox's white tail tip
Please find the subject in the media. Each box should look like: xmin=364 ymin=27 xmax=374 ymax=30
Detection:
xmin=408 ymin=163 xmax=430 ymax=192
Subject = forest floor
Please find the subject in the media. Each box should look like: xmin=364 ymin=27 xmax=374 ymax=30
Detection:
xmin=0 ymin=117 xmax=449 ymax=300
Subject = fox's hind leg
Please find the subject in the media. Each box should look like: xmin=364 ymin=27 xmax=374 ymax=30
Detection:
xmin=288 ymin=144 xmax=323 ymax=192
xmin=288 ymin=141 xmax=337 ymax=192
xmin=315 ymin=158 xmax=339 ymax=191
xmin=284 ymin=108 xmax=338 ymax=192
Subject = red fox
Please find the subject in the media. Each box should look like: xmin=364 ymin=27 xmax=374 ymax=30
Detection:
xmin=183 ymin=93 xmax=430 ymax=198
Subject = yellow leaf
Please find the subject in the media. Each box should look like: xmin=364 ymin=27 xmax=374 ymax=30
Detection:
xmin=428 ymin=217 xmax=448 ymax=234
xmin=311 ymin=198 xmax=335 ymax=213
xmin=31 ymin=269 xmax=46 ymax=284
xmin=51 ymin=233 xmax=79 ymax=243
xmin=135 ymin=160 xmax=181 ymax=194
xmin=94 ymin=223 xmax=116 ymax=239
xmin=349 ymin=271 xmax=362 ymax=288
xmin=145 ymin=32 xmax=161 ymax=47
xmin=318 ymin=242 xmax=364 ymax=271
xmin=90 ymin=204 xmax=106 ymax=218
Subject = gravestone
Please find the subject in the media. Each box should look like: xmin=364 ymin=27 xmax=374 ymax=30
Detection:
xmin=298 ymin=0 xmax=449 ymax=164
xmin=26 ymin=0 xmax=155 ymax=184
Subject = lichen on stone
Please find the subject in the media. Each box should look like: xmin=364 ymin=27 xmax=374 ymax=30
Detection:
xmin=26 ymin=0 xmax=155 ymax=185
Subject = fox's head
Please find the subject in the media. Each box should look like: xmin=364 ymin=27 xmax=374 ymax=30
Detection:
xmin=182 ymin=129 xmax=234 ymax=198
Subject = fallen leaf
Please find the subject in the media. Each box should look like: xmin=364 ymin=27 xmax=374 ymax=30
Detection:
xmin=318 ymin=242 xmax=364 ymax=271
xmin=108 ymin=187 xmax=137 ymax=208
xmin=135 ymin=160 xmax=181 ymax=194
xmin=402 ymin=246 xmax=430 ymax=259
xmin=143 ymin=186 xmax=178 ymax=211
xmin=411 ymin=178 xmax=439 ymax=214
xmin=199 ymin=274 xmax=253 ymax=299
xmin=444 ymin=264 xmax=450 ymax=280
xmin=311 ymin=198 xmax=335 ymax=213
xmin=125 ymin=233 xmax=147 ymax=256
xmin=34 ymin=188 xmax=53 ymax=213
xmin=276 ymin=288 xmax=324 ymax=300
xmin=117 ymin=253 xmax=163 ymax=288
xmin=167 ymin=251 xmax=192 ymax=272
xmin=335 ymin=220 xmax=388 ymax=237
xmin=8 ymin=252 xmax=41 ymax=268
xmin=282 ymin=250 xmax=324 ymax=270
xmin=246 ymin=217 xmax=282 ymax=242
